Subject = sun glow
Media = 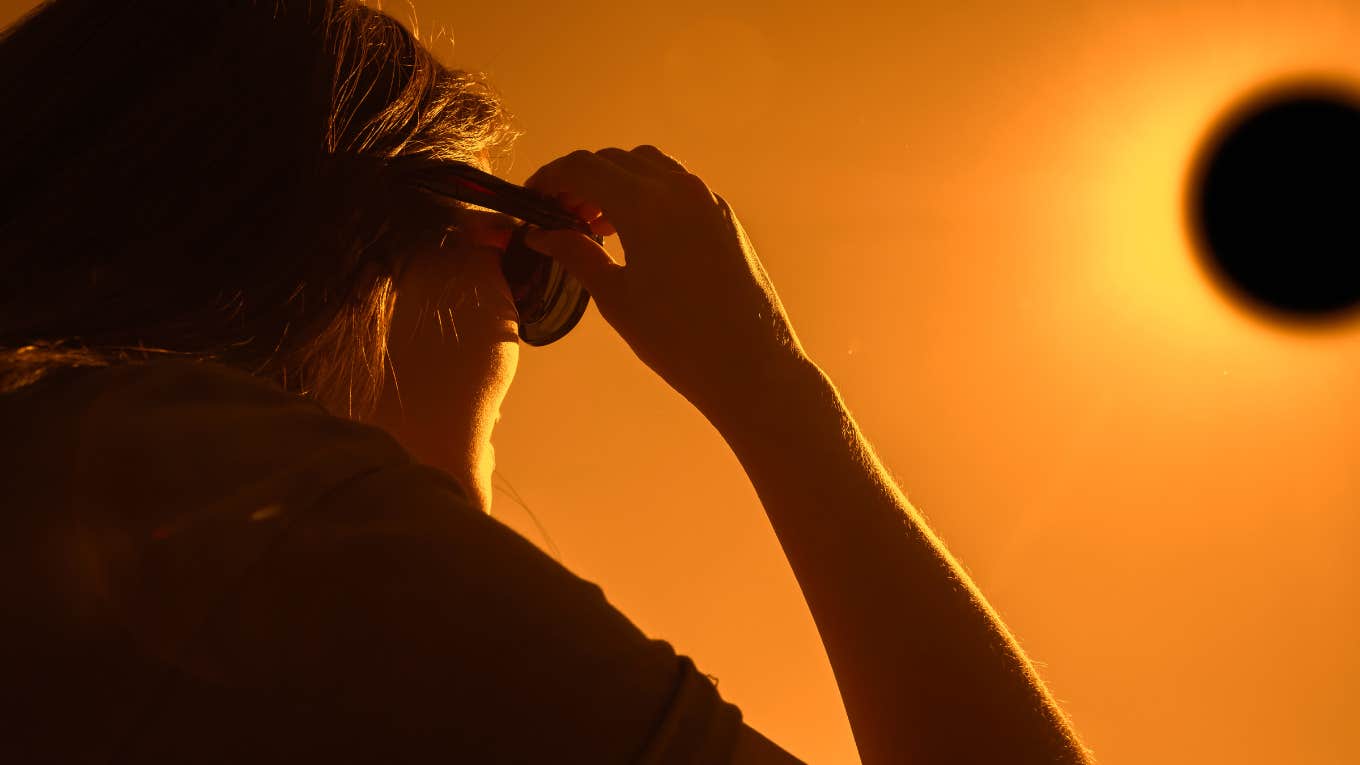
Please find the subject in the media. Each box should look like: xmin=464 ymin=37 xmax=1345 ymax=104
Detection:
xmin=1035 ymin=3 xmax=1360 ymax=391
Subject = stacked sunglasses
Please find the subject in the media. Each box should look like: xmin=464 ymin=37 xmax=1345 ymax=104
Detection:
xmin=387 ymin=155 xmax=598 ymax=346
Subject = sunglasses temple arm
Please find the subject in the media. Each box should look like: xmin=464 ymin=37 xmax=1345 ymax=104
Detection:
xmin=391 ymin=158 xmax=594 ymax=236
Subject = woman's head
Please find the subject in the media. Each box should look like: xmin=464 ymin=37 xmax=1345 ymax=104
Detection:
xmin=0 ymin=0 xmax=516 ymax=415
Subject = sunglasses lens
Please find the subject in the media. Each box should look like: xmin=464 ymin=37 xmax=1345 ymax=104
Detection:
xmin=501 ymin=224 xmax=593 ymax=346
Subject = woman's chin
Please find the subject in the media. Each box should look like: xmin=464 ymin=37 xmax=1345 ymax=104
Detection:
xmin=488 ymin=318 xmax=521 ymax=345
xmin=465 ymin=446 xmax=496 ymax=515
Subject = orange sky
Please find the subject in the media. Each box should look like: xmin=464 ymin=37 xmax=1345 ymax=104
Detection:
xmin=6 ymin=1 xmax=1358 ymax=762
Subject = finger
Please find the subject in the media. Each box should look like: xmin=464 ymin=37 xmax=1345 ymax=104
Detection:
xmin=523 ymin=150 xmax=650 ymax=233
xmin=596 ymin=146 xmax=662 ymax=177
xmin=521 ymin=226 xmax=622 ymax=299
xmin=630 ymin=144 xmax=688 ymax=173
xmin=553 ymin=191 xmax=604 ymax=223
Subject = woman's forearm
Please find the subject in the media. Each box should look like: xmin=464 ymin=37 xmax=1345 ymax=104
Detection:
xmin=704 ymin=353 xmax=1092 ymax=765
xmin=513 ymin=147 xmax=1091 ymax=761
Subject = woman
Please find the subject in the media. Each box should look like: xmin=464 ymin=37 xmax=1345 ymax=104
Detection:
xmin=0 ymin=1 xmax=1092 ymax=763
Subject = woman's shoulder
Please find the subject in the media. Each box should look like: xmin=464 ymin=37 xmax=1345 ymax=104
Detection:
xmin=1 ymin=357 xmax=456 ymax=669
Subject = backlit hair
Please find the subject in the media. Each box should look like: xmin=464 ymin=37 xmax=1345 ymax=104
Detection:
xmin=0 ymin=0 xmax=516 ymax=415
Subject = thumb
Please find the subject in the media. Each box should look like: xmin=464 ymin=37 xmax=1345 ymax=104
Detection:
xmin=522 ymin=227 xmax=621 ymax=297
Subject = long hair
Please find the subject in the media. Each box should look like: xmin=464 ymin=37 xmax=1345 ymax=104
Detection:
xmin=0 ymin=0 xmax=516 ymax=415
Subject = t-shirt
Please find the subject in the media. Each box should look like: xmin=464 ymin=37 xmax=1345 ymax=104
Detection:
xmin=0 ymin=360 xmax=744 ymax=763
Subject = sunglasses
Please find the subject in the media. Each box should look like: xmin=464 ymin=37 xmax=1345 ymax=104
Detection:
xmin=386 ymin=155 xmax=598 ymax=346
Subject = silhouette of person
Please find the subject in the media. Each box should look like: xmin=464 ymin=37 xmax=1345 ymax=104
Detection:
xmin=0 ymin=2 xmax=1091 ymax=762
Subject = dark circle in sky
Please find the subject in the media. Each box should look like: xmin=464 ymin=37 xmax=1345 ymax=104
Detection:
xmin=1189 ymin=82 xmax=1360 ymax=324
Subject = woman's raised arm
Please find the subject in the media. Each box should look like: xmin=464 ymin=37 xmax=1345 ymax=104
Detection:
xmin=521 ymin=146 xmax=1094 ymax=765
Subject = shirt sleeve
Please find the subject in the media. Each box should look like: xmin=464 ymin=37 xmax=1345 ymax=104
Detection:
xmin=123 ymin=460 xmax=746 ymax=764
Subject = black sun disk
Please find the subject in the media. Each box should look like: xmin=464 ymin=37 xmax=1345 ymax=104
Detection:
xmin=1189 ymin=81 xmax=1360 ymax=325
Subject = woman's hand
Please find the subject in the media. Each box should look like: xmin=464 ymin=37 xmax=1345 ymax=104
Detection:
xmin=522 ymin=146 xmax=812 ymax=420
